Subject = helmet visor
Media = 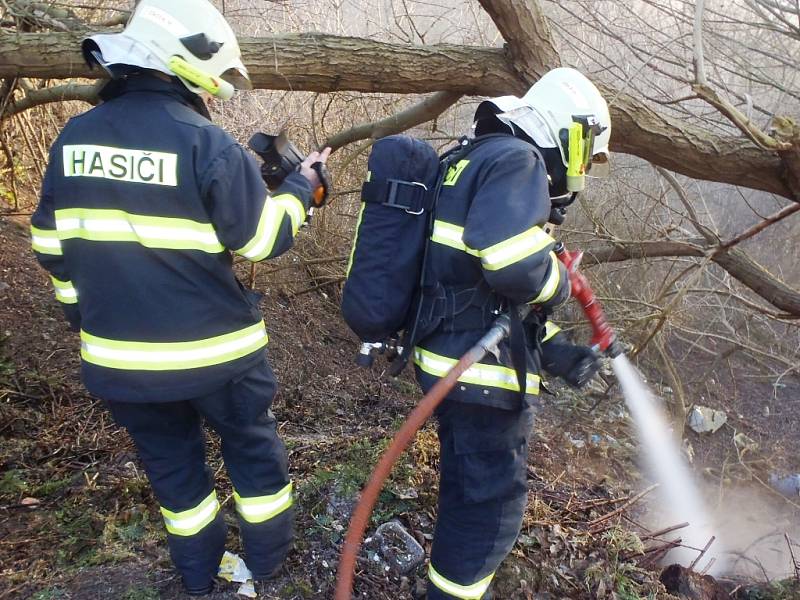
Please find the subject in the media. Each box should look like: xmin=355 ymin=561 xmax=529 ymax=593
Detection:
xmin=587 ymin=152 xmax=610 ymax=178
xmin=221 ymin=60 xmax=252 ymax=91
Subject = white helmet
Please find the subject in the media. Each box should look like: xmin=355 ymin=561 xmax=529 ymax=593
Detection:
xmin=476 ymin=68 xmax=611 ymax=192
xmin=83 ymin=0 xmax=251 ymax=100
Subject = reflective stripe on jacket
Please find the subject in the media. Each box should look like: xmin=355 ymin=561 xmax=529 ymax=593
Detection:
xmin=30 ymin=75 xmax=312 ymax=402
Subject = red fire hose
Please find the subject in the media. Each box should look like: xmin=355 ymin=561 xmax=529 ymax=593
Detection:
xmin=334 ymin=244 xmax=618 ymax=599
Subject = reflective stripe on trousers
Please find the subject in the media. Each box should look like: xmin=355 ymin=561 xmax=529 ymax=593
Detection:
xmin=234 ymin=482 xmax=293 ymax=524
xmin=429 ymin=564 xmax=494 ymax=600
xmin=51 ymin=276 xmax=78 ymax=304
xmin=160 ymin=490 xmax=220 ymax=536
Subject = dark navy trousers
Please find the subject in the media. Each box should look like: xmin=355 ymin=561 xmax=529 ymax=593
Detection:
xmin=107 ymin=359 xmax=293 ymax=591
xmin=427 ymin=400 xmax=535 ymax=600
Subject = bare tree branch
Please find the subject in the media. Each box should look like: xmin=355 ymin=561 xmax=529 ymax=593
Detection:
xmin=1 ymin=80 xmax=100 ymax=119
xmin=324 ymin=91 xmax=461 ymax=151
xmin=583 ymin=238 xmax=800 ymax=316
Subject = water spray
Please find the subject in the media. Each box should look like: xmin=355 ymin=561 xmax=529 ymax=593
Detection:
xmin=555 ymin=242 xmax=723 ymax=572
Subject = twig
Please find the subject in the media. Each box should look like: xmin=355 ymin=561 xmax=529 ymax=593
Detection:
xmin=715 ymin=203 xmax=800 ymax=254
xmin=588 ymin=484 xmax=658 ymax=530
xmin=688 ymin=535 xmax=716 ymax=571
xmin=700 ymin=557 xmax=715 ymax=575
xmin=641 ymin=521 xmax=690 ymax=541
xmin=785 ymin=533 xmax=800 ymax=582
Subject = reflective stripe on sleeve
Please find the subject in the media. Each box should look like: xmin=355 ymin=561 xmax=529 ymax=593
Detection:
xmin=273 ymin=194 xmax=306 ymax=236
xmin=477 ymin=225 xmax=554 ymax=271
xmin=160 ymin=490 xmax=219 ymax=536
xmin=430 ymin=220 xmax=480 ymax=257
xmin=80 ymin=320 xmax=268 ymax=371
xmin=428 ymin=564 xmax=494 ymax=600
xmin=31 ymin=226 xmax=63 ymax=256
xmin=529 ymin=252 xmax=561 ymax=304
xmin=234 ymin=483 xmax=293 ymax=524
xmin=542 ymin=321 xmax=561 ymax=342
xmin=54 ymin=208 xmax=224 ymax=253
xmin=237 ymin=193 xmax=304 ymax=261
xmin=413 ymin=347 xmax=539 ymax=394
xmin=51 ymin=277 xmax=78 ymax=304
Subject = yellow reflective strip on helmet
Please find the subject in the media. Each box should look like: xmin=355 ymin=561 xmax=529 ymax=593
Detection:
xmin=160 ymin=490 xmax=219 ymax=536
xmin=80 ymin=321 xmax=268 ymax=371
xmin=542 ymin=321 xmax=561 ymax=343
xmin=566 ymin=122 xmax=586 ymax=192
xmin=413 ymin=347 xmax=539 ymax=394
xmin=430 ymin=220 xmax=480 ymax=257
xmin=442 ymin=160 xmax=470 ymax=186
xmin=529 ymin=252 xmax=561 ymax=304
xmin=273 ymin=194 xmax=306 ymax=236
xmin=428 ymin=565 xmax=494 ymax=600
xmin=478 ymin=225 xmax=554 ymax=271
xmin=237 ymin=198 xmax=284 ymax=261
xmin=167 ymin=56 xmax=235 ymax=100
xmin=53 ymin=208 xmax=224 ymax=253
xmin=50 ymin=277 xmax=78 ymax=304
xmin=233 ymin=483 xmax=293 ymax=524
xmin=31 ymin=226 xmax=63 ymax=255
xmin=345 ymin=203 xmax=366 ymax=277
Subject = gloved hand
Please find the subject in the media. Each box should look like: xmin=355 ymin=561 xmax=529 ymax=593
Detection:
xmin=541 ymin=342 xmax=601 ymax=388
xmin=299 ymin=147 xmax=332 ymax=208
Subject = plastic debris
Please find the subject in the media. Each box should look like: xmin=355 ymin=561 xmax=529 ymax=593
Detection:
xmin=769 ymin=474 xmax=800 ymax=497
xmin=218 ymin=550 xmax=253 ymax=583
xmin=218 ymin=552 xmax=257 ymax=598
xmin=237 ymin=580 xmax=257 ymax=598
xmin=733 ymin=431 xmax=759 ymax=455
xmin=372 ymin=521 xmax=425 ymax=575
xmin=687 ymin=405 xmax=727 ymax=433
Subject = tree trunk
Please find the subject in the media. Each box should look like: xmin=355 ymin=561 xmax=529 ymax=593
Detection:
xmin=0 ymin=31 xmax=795 ymax=202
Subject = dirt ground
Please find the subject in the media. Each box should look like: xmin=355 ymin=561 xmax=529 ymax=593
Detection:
xmin=1 ymin=214 xmax=799 ymax=600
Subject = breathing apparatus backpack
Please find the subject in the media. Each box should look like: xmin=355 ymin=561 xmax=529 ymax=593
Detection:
xmin=341 ymin=135 xmax=440 ymax=367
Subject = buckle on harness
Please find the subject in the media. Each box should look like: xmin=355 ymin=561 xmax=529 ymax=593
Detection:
xmin=384 ymin=179 xmax=427 ymax=215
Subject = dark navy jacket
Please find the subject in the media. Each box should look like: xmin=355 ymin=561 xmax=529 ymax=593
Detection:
xmin=413 ymin=135 xmax=570 ymax=410
xmin=31 ymin=75 xmax=312 ymax=402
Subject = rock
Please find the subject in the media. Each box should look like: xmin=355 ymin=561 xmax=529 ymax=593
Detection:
xmin=687 ymin=406 xmax=727 ymax=433
xmin=372 ymin=521 xmax=425 ymax=575
xmin=660 ymin=564 xmax=729 ymax=600
xmin=769 ymin=473 xmax=800 ymax=497
xmin=733 ymin=432 xmax=758 ymax=454
xmin=0 ymin=282 xmax=9 ymax=293
xmin=20 ymin=497 xmax=40 ymax=506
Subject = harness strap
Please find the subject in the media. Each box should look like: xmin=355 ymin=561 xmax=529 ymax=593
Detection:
xmin=361 ymin=178 xmax=429 ymax=214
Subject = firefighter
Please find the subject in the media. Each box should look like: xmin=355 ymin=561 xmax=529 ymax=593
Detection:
xmin=413 ymin=68 xmax=611 ymax=599
xmin=29 ymin=0 xmax=329 ymax=594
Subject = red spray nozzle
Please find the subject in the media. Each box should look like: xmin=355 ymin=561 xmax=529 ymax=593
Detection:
xmin=555 ymin=242 xmax=621 ymax=357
